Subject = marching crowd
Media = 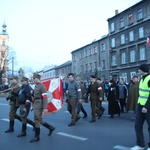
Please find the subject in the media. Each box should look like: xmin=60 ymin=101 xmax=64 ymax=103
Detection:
xmin=63 ymin=63 xmax=150 ymax=150
xmin=1 ymin=63 xmax=150 ymax=150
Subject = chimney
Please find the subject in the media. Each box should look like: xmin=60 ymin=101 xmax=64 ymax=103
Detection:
xmin=115 ymin=10 xmax=119 ymax=15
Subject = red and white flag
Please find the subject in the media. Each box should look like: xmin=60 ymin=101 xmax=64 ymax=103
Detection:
xmin=147 ymin=37 xmax=150 ymax=46
xmin=42 ymin=77 xmax=63 ymax=114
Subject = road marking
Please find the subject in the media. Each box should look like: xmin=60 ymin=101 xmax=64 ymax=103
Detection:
xmin=113 ymin=145 xmax=130 ymax=150
xmin=57 ymin=132 xmax=88 ymax=141
xmin=0 ymin=103 xmax=9 ymax=106
xmin=1 ymin=118 xmax=33 ymax=128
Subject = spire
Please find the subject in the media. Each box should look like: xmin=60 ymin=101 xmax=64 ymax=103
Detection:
xmin=2 ymin=21 xmax=7 ymax=35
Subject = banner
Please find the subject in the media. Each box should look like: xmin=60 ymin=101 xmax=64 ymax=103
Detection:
xmin=42 ymin=77 xmax=63 ymax=114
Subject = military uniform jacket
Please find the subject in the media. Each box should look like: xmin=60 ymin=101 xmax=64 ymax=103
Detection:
xmin=9 ymin=83 xmax=20 ymax=105
xmin=34 ymin=82 xmax=48 ymax=109
xmin=87 ymin=81 xmax=103 ymax=101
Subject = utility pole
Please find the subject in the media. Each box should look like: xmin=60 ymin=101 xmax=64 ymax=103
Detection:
xmin=12 ymin=57 xmax=14 ymax=75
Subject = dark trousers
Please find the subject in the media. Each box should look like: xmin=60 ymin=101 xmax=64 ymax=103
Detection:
xmin=67 ymin=98 xmax=79 ymax=124
xmin=119 ymin=99 xmax=126 ymax=113
xmin=135 ymin=105 xmax=150 ymax=147
xmin=90 ymin=100 xmax=97 ymax=121
xmin=77 ymin=102 xmax=87 ymax=116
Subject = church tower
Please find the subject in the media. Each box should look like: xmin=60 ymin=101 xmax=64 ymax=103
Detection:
xmin=0 ymin=21 xmax=9 ymax=86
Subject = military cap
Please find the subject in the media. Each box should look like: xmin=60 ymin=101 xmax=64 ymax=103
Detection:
xmin=21 ymin=77 xmax=28 ymax=82
xmin=97 ymin=78 xmax=101 ymax=81
xmin=132 ymin=75 xmax=138 ymax=79
xmin=10 ymin=76 xmax=18 ymax=81
xmin=33 ymin=73 xmax=41 ymax=79
xmin=90 ymin=75 xmax=96 ymax=79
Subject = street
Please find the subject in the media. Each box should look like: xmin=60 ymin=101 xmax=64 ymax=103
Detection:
xmin=0 ymin=97 xmax=149 ymax=150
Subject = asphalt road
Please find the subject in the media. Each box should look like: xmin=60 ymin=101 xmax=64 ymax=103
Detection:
xmin=0 ymin=97 xmax=149 ymax=150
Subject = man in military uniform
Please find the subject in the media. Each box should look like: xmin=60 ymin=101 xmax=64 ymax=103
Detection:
xmin=30 ymin=73 xmax=55 ymax=143
xmin=96 ymin=78 xmax=105 ymax=119
xmin=85 ymin=75 xmax=103 ymax=123
xmin=17 ymin=77 xmax=33 ymax=137
xmin=5 ymin=76 xmax=21 ymax=133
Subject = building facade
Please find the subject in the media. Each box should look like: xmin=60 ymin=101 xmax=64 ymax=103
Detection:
xmin=71 ymin=36 xmax=110 ymax=82
xmin=108 ymin=0 xmax=150 ymax=82
xmin=71 ymin=0 xmax=150 ymax=83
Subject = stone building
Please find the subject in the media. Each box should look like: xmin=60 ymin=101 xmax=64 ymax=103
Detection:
xmin=71 ymin=0 xmax=150 ymax=83
xmin=108 ymin=0 xmax=150 ymax=82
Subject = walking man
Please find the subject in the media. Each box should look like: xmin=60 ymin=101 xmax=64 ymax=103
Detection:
xmin=66 ymin=73 xmax=82 ymax=126
xmin=85 ymin=75 xmax=103 ymax=123
xmin=131 ymin=64 xmax=150 ymax=150
xmin=30 ymin=73 xmax=55 ymax=143
xmin=5 ymin=76 xmax=21 ymax=133
xmin=17 ymin=77 xmax=33 ymax=137
xmin=76 ymin=77 xmax=87 ymax=118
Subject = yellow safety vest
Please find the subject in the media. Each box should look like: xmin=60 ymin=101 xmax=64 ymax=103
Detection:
xmin=138 ymin=75 xmax=150 ymax=105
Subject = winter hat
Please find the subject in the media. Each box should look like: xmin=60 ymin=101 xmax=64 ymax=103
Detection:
xmin=139 ymin=64 xmax=149 ymax=73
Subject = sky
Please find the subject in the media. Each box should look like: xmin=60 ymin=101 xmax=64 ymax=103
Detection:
xmin=0 ymin=0 xmax=141 ymax=72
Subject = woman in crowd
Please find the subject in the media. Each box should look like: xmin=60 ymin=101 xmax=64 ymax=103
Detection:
xmin=107 ymin=79 xmax=120 ymax=118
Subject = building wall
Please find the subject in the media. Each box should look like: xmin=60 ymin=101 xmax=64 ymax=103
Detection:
xmin=108 ymin=0 xmax=150 ymax=82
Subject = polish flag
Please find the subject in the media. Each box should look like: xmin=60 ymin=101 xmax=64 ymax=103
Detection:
xmin=147 ymin=37 xmax=150 ymax=46
xmin=42 ymin=77 xmax=63 ymax=114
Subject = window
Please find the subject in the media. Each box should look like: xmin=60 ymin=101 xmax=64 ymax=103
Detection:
xmin=89 ymin=63 xmax=92 ymax=71
xmin=139 ymin=47 xmax=146 ymax=60
xmin=121 ymin=52 xmax=126 ymax=64
xmin=120 ymin=18 xmax=124 ymax=28
xmin=111 ymin=22 xmax=115 ymax=32
xmin=102 ymin=60 xmax=105 ymax=69
xmin=130 ymin=72 xmax=136 ymax=79
xmin=128 ymin=13 xmax=133 ymax=24
xmin=89 ymin=48 xmax=92 ymax=56
xmin=139 ymin=27 xmax=144 ymax=39
xmin=111 ymin=38 xmax=115 ymax=48
xmin=84 ymin=50 xmax=88 ymax=57
xmin=94 ymin=61 xmax=97 ymax=69
xmin=79 ymin=52 xmax=83 ymax=59
xmin=121 ymin=34 xmax=125 ymax=45
xmin=101 ymin=44 xmax=105 ymax=51
xmin=138 ymin=8 xmax=143 ymax=20
xmin=112 ymin=55 xmax=116 ymax=66
xmin=129 ymin=31 xmax=134 ymax=42
xmin=93 ymin=46 xmax=97 ymax=54
xmin=130 ymin=50 xmax=135 ymax=62
xmin=85 ymin=64 xmax=88 ymax=72
xmin=2 ymin=41 xmax=5 ymax=46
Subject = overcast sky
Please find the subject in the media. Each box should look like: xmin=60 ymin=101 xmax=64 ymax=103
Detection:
xmin=0 ymin=0 xmax=141 ymax=72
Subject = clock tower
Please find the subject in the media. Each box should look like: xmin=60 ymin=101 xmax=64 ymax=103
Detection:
xmin=0 ymin=21 xmax=9 ymax=87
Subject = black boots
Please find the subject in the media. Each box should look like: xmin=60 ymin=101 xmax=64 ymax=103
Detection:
xmin=5 ymin=120 xmax=14 ymax=133
xmin=30 ymin=128 xmax=40 ymax=143
xmin=42 ymin=122 xmax=55 ymax=136
xmin=17 ymin=124 xmax=27 ymax=137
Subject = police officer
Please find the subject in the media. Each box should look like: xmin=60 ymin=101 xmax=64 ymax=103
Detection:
xmin=131 ymin=64 xmax=150 ymax=150
xmin=17 ymin=77 xmax=33 ymax=137
xmin=5 ymin=76 xmax=21 ymax=133
xmin=30 ymin=73 xmax=55 ymax=143
xmin=85 ymin=75 xmax=103 ymax=123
